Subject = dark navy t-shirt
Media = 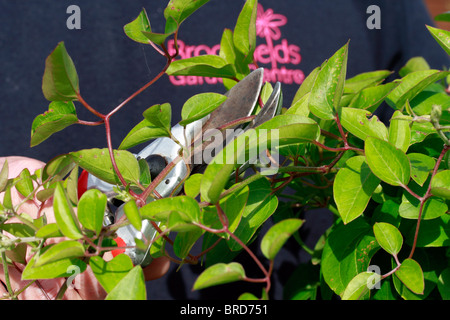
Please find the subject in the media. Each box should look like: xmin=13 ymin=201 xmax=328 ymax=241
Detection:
xmin=0 ymin=0 xmax=448 ymax=299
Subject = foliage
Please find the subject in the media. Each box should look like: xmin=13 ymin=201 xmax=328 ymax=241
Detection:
xmin=1 ymin=0 xmax=450 ymax=300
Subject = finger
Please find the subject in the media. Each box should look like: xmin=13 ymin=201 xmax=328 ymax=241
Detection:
xmin=0 ymin=261 xmax=67 ymax=300
xmin=103 ymin=252 xmax=170 ymax=281
xmin=0 ymin=156 xmax=49 ymax=220
xmin=143 ymin=256 xmax=171 ymax=281
xmin=0 ymin=157 xmax=45 ymax=178
xmin=69 ymin=266 xmax=106 ymax=300
xmin=0 ymin=280 xmax=7 ymax=299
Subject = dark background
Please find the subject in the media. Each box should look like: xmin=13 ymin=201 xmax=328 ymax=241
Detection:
xmin=0 ymin=0 xmax=449 ymax=299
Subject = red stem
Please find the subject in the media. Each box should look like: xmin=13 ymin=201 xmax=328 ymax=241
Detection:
xmin=408 ymin=144 xmax=449 ymax=259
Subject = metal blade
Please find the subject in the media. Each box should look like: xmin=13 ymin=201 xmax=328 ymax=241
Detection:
xmin=201 ymin=68 xmax=264 ymax=132
xmin=249 ymin=81 xmax=282 ymax=128
xmin=232 ymin=82 xmax=283 ymax=177
xmin=189 ymin=68 xmax=264 ymax=171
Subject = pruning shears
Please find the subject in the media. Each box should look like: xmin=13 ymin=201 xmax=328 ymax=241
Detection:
xmin=77 ymin=68 xmax=282 ymax=267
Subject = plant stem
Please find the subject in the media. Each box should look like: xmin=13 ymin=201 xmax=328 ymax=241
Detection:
xmin=219 ymin=172 xmax=265 ymax=199
xmin=408 ymin=144 xmax=449 ymax=259
xmin=12 ymin=280 xmax=35 ymax=299
xmin=227 ymin=230 xmax=269 ymax=278
xmin=107 ymin=59 xmax=172 ymax=119
xmin=139 ymin=155 xmax=182 ymax=202
xmin=76 ymin=119 xmax=104 ymax=126
xmin=1 ymin=251 xmax=16 ymax=300
xmin=310 ymin=140 xmax=363 ymax=153
xmin=55 ymin=280 xmax=69 ymax=300
xmin=400 ymin=183 xmax=422 ymax=200
xmin=76 ymin=94 xmax=105 ymax=119
xmin=104 ymin=118 xmax=130 ymax=189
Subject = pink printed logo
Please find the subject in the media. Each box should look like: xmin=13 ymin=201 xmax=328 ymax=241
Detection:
xmin=168 ymin=4 xmax=304 ymax=86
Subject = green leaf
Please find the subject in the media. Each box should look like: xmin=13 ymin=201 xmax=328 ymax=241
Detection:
xmin=400 ymin=195 xmax=447 ymax=220
xmin=15 ymin=168 xmax=34 ymax=198
xmin=35 ymin=223 xmax=63 ymax=239
xmin=90 ymin=254 xmax=134 ymax=293
xmin=238 ymin=292 xmax=259 ymax=300
xmin=402 ymin=214 xmax=450 ymax=247
xmin=341 ymin=271 xmax=379 ymax=300
xmin=36 ymin=188 xmax=55 ymax=203
xmin=292 ymin=67 xmax=320 ymax=104
xmin=202 ymin=185 xmax=249 ymax=238
xmin=66 ymin=165 xmax=79 ymax=205
xmin=410 ymin=91 xmax=450 ymax=116
xmin=394 ymin=259 xmax=425 ymax=295
xmin=283 ymin=262 xmax=320 ymax=300
xmin=53 ymin=182 xmax=83 ymax=240
xmin=42 ymin=154 xmax=75 ymax=182
xmin=438 ymin=268 xmax=450 ymax=299
xmin=173 ymin=228 xmax=204 ymax=260
xmin=31 ymin=101 xmax=78 ymax=147
xmin=340 ymin=107 xmax=388 ymax=141
xmin=386 ymin=70 xmax=450 ymax=109
xmin=22 ymin=245 xmax=86 ymax=280
xmin=124 ymin=8 xmax=152 ymax=44
xmin=233 ymin=0 xmax=257 ymax=62
xmin=166 ymin=55 xmax=236 ymax=79
xmin=141 ymin=30 xmax=174 ymax=46
xmin=69 ymin=148 xmax=140 ymax=186
xmin=77 ymin=188 xmax=107 ymax=235
xmin=309 ymin=42 xmax=349 ymax=120
xmin=333 ymin=156 xmax=381 ymax=224
xmin=426 ymin=25 xmax=450 ymax=55
xmin=365 ymin=137 xmax=411 ymax=186
xmin=399 ymin=57 xmax=431 ymax=77
xmin=105 ymin=266 xmax=146 ymax=300
xmin=140 ymin=196 xmax=200 ymax=227
xmin=344 ymin=70 xmax=392 ymax=94
xmin=389 ymin=110 xmax=411 ymax=153
xmin=5 ymin=243 xmax=28 ymax=265
xmin=137 ymin=157 xmax=151 ymax=188
xmin=399 ymin=179 xmax=448 ymax=220
xmin=321 ymin=219 xmax=380 ymax=296
xmin=123 ymin=200 xmax=142 ymax=231
xmin=261 ymin=219 xmax=303 ymax=260
xmin=180 ymin=93 xmax=227 ymax=126
xmin=285 ymin=92 xmax=310 ymax=117
xmin=0 ymin=159 xmax=8 ymax=193
xmin=430 ymin=170 xmax=450 ymax=199
xmin=3 ymin=184 xmax=12 ymax=210
xmin=184 ymin=173 xmax=202 ymax=198
xmin=193 ymin=262 xmax=246 ymax=290
xmin=1 ymin=223 xmax=35 ymax=239
xmin=435 ymin=11 xmax=450 ymax=22
xmin=118 ymin=118 xmax=170 ymax=150
xmin=200 ymin=163 xmax=234 ymax=205
xmin=228 ymin=178 xmax=278 ymax=251
xmin=410 ymin=121 xmax=437 ymax=144
xmin=168 ymin=214 xmax=201 ymax=233
xmin=34 ymin=240 xmax=85 ymax=267
xmin=255 ymin=114 xmax=321 ymax=144
xmin=142 ymin=103 xmax=172 ymax=135
xmin=219 ymin=28 xmax=250 ymax=81
xmin=408 ymin=153 xmax=435 ymax=186
xmin=42 ymin=42 xmax=79 ymax=101
xmin=164 ymin=0 xmax=210 ymax=28
xmin=373 ymin=222 xmax=403 ymax=256
xmin=347 ymin=82 xmax=399 ymax=113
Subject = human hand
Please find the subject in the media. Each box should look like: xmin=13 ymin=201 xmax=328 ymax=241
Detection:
xmin=0 ymin=156 xmax=170 ymax=300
